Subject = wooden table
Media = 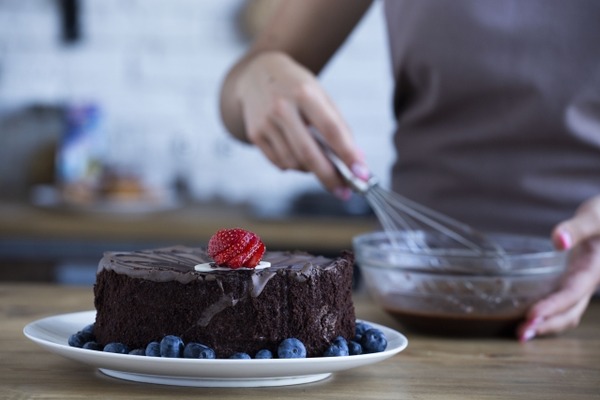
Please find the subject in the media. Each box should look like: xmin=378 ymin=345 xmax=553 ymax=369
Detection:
xmin=2 ymin=283 xmax=599 ymax=399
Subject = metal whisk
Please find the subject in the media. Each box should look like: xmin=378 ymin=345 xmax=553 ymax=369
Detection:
xmin=313 ymin=131 xmax=504 ymax=255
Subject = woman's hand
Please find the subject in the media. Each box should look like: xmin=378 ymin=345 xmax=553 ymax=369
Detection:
xmin=518 ymin=196 xmax=600 ymax=341
xmin=228 ymin=51 xmax=369 ymax=198
xmin=219 ymin=0 xmax=373 ymax=198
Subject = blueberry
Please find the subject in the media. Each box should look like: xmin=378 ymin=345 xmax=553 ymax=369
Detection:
xmin=145 ymin=341 xmax=161 ymax=357
xmin=255 ymin=349 xmax=273 ymax=359
xmin=81 ymin=323 xmax=95 ymax=336
xmin=68 ymin=333 xmax=86 ymax=348
xmin=229 ymin=352 xmax=251 ymax=359
xmin=183 ymin=342 xmax=216 ymax=359
xmin=68 ymin=330 xmax=94 ymax=348
xmin=278 ymin=338 xmax=307 ymax=359
xmin=160 ymin=335 xmax=184 ymax=358
xmin=348 ymin=340 xmax=363 ymax=356
xmin=323 ymin=336 xmax=349 ymax=357
xmin=361 ymin=328 xmax=387 ymax=353
xmin=103 ymin=342 xmax=129 ymax=354
xmin=129 ymin=348 xmax=146 ymax=356
xmin=354 ymin=321 xmax=373 ymax=341
xmin=332 ymin=336 xmax=349 ymax=351
xmin=82 ymin=341 xmax=102 ymax=351
xmin=323 ymin=345 xmax=346 ymax=357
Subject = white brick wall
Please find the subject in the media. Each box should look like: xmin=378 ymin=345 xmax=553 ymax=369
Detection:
xmin=0 ymin=0 xmax=394 ymax=211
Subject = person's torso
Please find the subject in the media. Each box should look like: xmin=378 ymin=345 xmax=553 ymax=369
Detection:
xmin=384 ymin=0 xmax=600 ymax=235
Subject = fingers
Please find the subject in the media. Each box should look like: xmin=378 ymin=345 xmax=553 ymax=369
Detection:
xmin=296 ymin=82 xmax=364 ymax=170
xmin=518 ymin=295 xmax=591 ymax=342
xmin=290 ymin=80 xmax=370 ymax=194
xmin=535 ymin=296 xmax=590 ymax=336
xmin=518 ymin=237 xmax=600 ymax=341
xmin=245 ymin=115 xmax=297 ymax=171
xmin=244 ymin=91 xmax=351 ymax=194
xmin=552 ymin=196 xmax=600 ymax=250
xmin=237 ymin=52 xmax=369 ymax=197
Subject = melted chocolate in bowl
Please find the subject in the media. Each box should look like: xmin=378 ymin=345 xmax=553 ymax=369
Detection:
xmin=384 ymin=307 xmax=523 ymax=337
xmin=369 ymin=281 xmax=533 ymax=337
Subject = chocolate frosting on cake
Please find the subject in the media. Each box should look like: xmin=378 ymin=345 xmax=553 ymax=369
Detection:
xmin=93 ymin=246 xmax=355 ymax=358
xmin=98 ymin=246 xmax=336 ymax=290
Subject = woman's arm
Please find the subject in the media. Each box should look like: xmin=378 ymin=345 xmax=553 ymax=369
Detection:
xmin=219 ymin=0 xmax=373 ymax=196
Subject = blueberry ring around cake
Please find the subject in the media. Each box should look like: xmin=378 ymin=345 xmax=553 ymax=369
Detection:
xmin=93 ymin=246 xmax=356 ymax=358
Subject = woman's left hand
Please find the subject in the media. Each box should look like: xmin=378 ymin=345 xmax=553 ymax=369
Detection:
xmin=517 ymin=196 xmax=600 ymax=341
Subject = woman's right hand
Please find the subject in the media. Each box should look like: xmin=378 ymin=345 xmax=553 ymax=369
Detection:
xmin=232 ymin=51 xmax=369 ymax=199
xmin=219 ymin=0 xmax=373 ymax=198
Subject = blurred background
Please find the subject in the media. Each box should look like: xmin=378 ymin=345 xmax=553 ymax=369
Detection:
xmin=0 ymin=0 xmax=393 ymax=284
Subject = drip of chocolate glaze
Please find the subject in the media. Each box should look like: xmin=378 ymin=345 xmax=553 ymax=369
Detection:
xmin=196 ymin=293 xmax=239 ymax=327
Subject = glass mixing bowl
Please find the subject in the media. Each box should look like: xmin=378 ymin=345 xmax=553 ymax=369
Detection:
xmin=353 ymin=231 xmax=568 ymax=336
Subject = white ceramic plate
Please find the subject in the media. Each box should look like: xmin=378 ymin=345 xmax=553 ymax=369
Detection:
xmin=23 ymin=311 xmax=408 ymax=387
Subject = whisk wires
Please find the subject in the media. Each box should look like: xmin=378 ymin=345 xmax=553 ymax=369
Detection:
xmin=365 ymin=183 xmax=498 ymax=254
xmin=311 ymin=127 xmax=504 ymax=256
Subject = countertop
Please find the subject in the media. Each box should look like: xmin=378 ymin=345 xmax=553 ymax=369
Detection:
xmin=3 ymin=283 xmax=600 ymax=399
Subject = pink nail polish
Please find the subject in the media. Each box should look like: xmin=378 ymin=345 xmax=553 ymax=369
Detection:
xmin=521 ymin=328 xmax=536 ymax=342
xmin=519 ymin=316 xmax=543 ymax=342
xmin=558 ymin=230 xmax=572 ymax=250
xmin=351 ymin=163 xmax=370 ymax=181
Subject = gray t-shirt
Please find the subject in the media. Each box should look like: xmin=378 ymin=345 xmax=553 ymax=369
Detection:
xmin=384 ymin=0 xmax=600 ymax=236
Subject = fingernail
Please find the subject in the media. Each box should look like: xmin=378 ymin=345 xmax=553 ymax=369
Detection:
xmin=334 ymin=187 xmax=352 ymax=201
xmin=557 ymin=230 xmax=572 ymax=250
xmin=351 ymin=162 xmax=370 ymax=181
xmin=519 ymin=316 xmax=543 ymax=342
xmin=521 ymin=328 xmax=536 ymax=342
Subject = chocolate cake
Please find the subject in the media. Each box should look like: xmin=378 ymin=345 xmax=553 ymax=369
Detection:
xmin=93 ymin=246 xmax=355 ymax=358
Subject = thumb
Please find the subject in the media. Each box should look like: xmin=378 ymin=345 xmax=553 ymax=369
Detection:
xmin=552 ymin=196 xmax=600 ymax=251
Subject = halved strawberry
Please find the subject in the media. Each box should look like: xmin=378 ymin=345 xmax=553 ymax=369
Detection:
xmin=207 ymin=228 xmax=247 ymax=256
xmin=207 ymin=228 xmax=266 ymax=269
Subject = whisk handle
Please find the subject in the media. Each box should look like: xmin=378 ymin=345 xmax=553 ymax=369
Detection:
xmin=310 ymin=128 xmax=376 ymax=194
